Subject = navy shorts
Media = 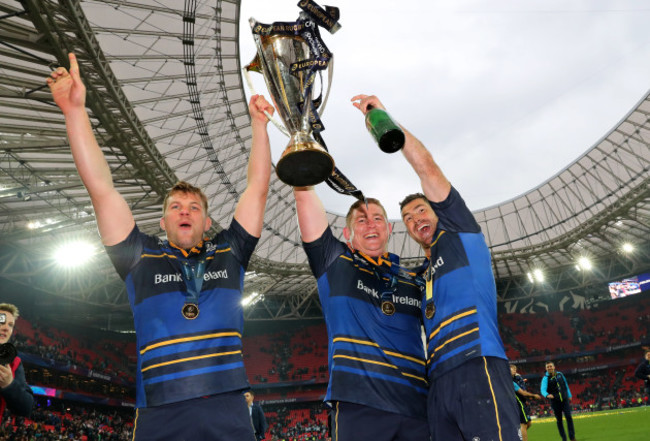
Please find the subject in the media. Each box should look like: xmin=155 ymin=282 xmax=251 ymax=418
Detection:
xmin=331 ymin=401 xmax=429 ymax=441
xmin=515 ymin=395 xmax=530 ymax=424
xmin=428 ymin=357 xmax=522 ymax=441
xmin=133 ymin=391 xmax=256 ymax=441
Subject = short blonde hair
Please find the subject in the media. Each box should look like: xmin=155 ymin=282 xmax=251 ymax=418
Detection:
xmin=162 ymin=181 xmax=209 ymax=214
xmin=345 ymin=198 xmax=388 ymax=230
xmin=0 ymin=303 xmax=19 ymax=318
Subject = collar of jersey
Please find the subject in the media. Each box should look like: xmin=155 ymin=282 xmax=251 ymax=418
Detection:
xmin=350 ymin=248 xmax=397 ymax=268
xmin=167 ymin=237 xmax=209 ymax=258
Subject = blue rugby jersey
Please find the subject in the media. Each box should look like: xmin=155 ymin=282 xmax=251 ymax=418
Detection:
xmin=105 ymin=219 xmax=257 ymax=408
xmin=513 ymin=373 xmax=528 ymax=405
xmin=303 ymin=228 xmax=427 ymax=419
xmin=420 ymin=187 xmax=507 ymax=380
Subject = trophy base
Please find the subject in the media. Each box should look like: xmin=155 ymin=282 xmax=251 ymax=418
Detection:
xmin=276 ymin=143 xmax=335 ymax=187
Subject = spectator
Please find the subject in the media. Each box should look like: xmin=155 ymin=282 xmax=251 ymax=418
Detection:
xmin=541 ymin=361 xmax=576 ymax=441
xmin=244 ymin=391 xmax=268 ymax=441
xmin=0 ymin=303 xmax=34 ymax=419
xmin=634 ymin=349 xmax=650 ymax=397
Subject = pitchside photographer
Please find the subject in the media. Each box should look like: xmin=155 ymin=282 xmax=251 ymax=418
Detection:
xmin=0 ymin=303 xmax=34 ymax=419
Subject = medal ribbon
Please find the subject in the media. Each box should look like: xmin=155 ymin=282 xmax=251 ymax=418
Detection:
xmin=353 ymin=251 xmax=401 ymax=310
xmin=180 ymin=258 xmax=207 ymax=306
xmin=425 ymin=261 xmax=433 ymax=302
xmin=415 ymin=258 xmax=435 ymax=319
xmin=165 ymin=241 xmax=208 ymax=311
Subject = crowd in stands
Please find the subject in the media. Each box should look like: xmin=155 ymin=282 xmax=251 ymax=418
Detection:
xmin=243 ymin=326 xmax=329 ymax=385
xmin=1 ymin=398 xmax=133 ymax=441
xmin=14 ymin=318 xmax=135 ymax=384
xmin=264 ymin=404 xmax=329 ymax=441
xmin=500 ymin=294 xmax=650 ymax=359
xmin=4 ymin=294 xmax=649 ymax=439
xmin=500 ymin=294 xmax=650 ymax=416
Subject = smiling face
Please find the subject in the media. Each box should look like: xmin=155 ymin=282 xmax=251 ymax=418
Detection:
xmin=0 ymin=311 xmax=16 ymax=345
xmin=546 ymin=362 xmax=556 ymax=375
xmin=401 ymin=197 xmax=439 ymax=252
xmin=343 ymin=202 xmax=392 ymax=258
xmin=160 ymin=190 xmax=212 ymax=250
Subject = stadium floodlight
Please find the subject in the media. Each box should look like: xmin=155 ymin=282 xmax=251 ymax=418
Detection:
xmin=53 ymin=240 xmax=96 ymax=267
xmin=527 ymin=269 xmax=545 ymax=283
xmin=577 ymin=256 xmax=592 ymax=271
xmin=622 ymin=243 xmax=634 ymax=253
xmin=242 ymin=291 xmax=264 ymax=307
xmin=27 ymin=221 xmax=41 ymax=229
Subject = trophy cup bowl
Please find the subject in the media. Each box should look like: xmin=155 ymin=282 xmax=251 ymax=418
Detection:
xmin=247 ymin=22 xmax=335 ymax=187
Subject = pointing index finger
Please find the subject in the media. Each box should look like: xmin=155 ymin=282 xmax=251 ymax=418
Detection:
xmin=68 ymin=52 xmax=79 ymax=73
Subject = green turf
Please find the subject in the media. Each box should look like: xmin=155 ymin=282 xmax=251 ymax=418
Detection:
xmin=528 ymin=406 xmax=648 ymax=441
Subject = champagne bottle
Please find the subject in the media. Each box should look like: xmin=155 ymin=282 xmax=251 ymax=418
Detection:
xmin=365 ymin=105 xmax=405 ymax=153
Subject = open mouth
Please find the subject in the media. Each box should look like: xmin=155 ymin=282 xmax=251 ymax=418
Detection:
xmin=364 ymin=233 xmax=379 ymax=239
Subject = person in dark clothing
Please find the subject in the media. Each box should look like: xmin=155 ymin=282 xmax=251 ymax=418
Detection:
xmin=511 ymin=364 xmax=541 ymax=441
xmin=634 ymin=350 xmax=650 ymax=397
xmin=0 ymin=303 xmax=34 ymax=418
xmin=244 ymin=391 xmax=268 ymax=441
xmin=540 ymin=361 xmax=575 ymax=441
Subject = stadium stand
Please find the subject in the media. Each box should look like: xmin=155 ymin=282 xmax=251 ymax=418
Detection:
xmin=4 ymin=294 xmax=649 ymax=438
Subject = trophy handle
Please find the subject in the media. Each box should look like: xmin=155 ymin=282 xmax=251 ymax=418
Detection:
xmin=316 ymin=54 xmax=334 ymax=115
xmin=242 ymin=65 xmax=290 ymax=137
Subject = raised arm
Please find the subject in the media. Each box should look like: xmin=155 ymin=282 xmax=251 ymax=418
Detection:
xmin=233 ymin=95 xmax=274 ymax=237
xmin=293 ymin=187 xmax=328 ymax=243
xmin=47 ymin=53 xmax=134 ymax=245
xmin=352 ymin=94 xmax=451 ymax=203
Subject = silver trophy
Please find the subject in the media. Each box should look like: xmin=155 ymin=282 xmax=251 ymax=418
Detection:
xmin=244 ymin=18 xmax=335 ymax=187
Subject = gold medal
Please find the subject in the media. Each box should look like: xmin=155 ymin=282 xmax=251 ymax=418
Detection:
xmin=182 ymin=303 xmax=200 ymax=320
xmin=425 ymin=303 xmax=435 ymax=319
xmin=381 ymin=301 xmax=395 ymax=316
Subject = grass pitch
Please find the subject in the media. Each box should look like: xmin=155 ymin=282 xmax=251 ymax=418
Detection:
xmin=529 ymin=406 xmax=648 ymax=441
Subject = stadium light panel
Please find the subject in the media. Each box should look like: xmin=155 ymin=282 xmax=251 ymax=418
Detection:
xmin=242 ymin=291 xmax=263 ymax=307
xmin=527 ymin=268 xmax=544 ymax=283
xmin=53 ymin=240 xmax=96 ymax=267
xmin=577 ymin=257 xmax=592 ymax=271
xmin=622 ymin=243 xmax=634 ymax=253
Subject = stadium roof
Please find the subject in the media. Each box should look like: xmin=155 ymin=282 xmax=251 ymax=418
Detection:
xmin=0 ymin=0 xmax=648 ymax=330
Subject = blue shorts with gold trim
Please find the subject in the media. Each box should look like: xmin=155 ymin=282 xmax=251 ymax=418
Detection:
xmin=427 ymin=356 xmax=522 ymax=441
xmin=133 ymin=391 xmax=256 ymax=441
